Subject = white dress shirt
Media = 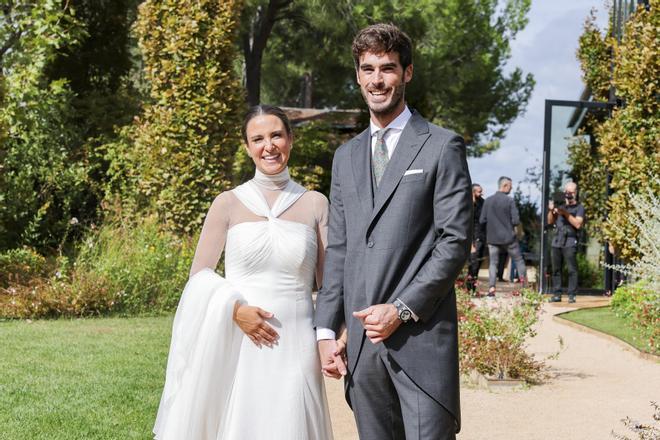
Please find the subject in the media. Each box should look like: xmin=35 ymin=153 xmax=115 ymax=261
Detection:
xmin=316 ymin=106 xmax=418 ymax=341
xmin=369 ymin=105 xmax=412 ymax=159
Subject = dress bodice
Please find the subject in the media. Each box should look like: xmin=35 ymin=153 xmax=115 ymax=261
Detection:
xmin=225 ymin=180 xmax=317 ymax=294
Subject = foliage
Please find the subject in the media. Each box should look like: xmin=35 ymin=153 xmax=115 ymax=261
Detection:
xmin=611 ymin=281 xmax=659 ymax=354
xmin=0 ymin=1 xmax=94 ymax=251
xmin=456 ymin=283 xmax=547 ymax=382
xmin=0 ymin=217 xmax=196 ymax=319
xmin=73 ymin=216 xmax=196 ymax=314
xmin=513 ymin=185 xmax=540 ymax=254
xmin=577 ymin=10 xmax=612 ymax=102
xmin=0 ymin=247 xmax=50 ymax=287
xmin=575 ymin=252 xmax=603 ymax=289
xmin=0 ymin=269 xmax=117 ymax=319
xmin=255 ymin=0 xmax=534 ymax=156
xmin=567 ymin=135 xmax=608 ymax=238
xmin=611 ymin=402 xmax=660 ymax=440
xmin=607 ymin=183 xmax=660 ymax=289
xmin=0 ymin=317 xmax=170 ymax=439
xmin=574 ymin=2 xmax=660 ymax=260
xmin=45 ymin=0 xmax=145 ymax=220
xmin=110 ymin=0 xmax=245 ymax=234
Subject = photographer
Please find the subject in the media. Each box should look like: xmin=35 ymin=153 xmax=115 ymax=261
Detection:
xmin=548 ymin=181 xmax=585 ymax=303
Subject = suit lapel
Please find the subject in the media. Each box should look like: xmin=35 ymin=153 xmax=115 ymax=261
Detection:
xmin=368 ymin=112 xmax=430 ymax=230
xmin=350 ymin=128 xmax=373 ymax=216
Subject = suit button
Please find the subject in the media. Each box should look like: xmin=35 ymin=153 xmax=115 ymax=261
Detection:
xmin=367 ymin=240 xmax=374 ymax=248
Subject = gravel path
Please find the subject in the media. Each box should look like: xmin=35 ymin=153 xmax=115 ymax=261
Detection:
xmin=323 ymin=295 xmax=660 ymax=439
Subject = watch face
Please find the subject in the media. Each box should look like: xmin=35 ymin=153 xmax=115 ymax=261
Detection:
xmin=400 ymin=309 xmax=412 ymax=322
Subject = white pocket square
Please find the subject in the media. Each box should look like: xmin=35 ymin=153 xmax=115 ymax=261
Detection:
xmin=404 ymin=169 xmax=423 ymax=176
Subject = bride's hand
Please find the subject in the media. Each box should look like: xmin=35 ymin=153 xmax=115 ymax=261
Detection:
xmin=233 ymin=302 xmax=279 ymax=347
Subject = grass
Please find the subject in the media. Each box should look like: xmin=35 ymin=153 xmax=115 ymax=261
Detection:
xmin=558 ymin=306 xmax=656 ymax=354
xmin=0 ymin=316 xmax=173 ymax=440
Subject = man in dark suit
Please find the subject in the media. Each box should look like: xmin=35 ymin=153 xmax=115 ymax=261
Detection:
xmin=479 ymin=176 xmax=527 ymax=296
xmin=467 ymin=183 xmax=486 ymax=294
xmin=314 ymin=23 xmax=472 ymax=440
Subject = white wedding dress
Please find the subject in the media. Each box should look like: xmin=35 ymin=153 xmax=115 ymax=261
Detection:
xmin=154 ymin=170 xmax=334 ymax=440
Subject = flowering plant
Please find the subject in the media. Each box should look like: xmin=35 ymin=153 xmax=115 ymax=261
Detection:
xmin=457 ymin=284 xmax=547 ymax=382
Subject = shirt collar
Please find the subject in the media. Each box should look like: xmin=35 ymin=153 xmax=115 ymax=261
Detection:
xmin=370 ymin=106 xmax=412 ymax=136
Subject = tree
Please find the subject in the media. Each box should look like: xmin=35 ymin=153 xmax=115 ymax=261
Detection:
xmin=572 ymin=2 xmax=659 ymax=260
xmin=240 ymin=0 xmax=295 ymax=106
xmin=45 ymin=0 xmax=143 ymax=141
xmin=118 ymin=0 xmax=245 ymax=233
xmin=249 ymin=0 xmax=534 ymax=156
xmin=0 ymin=1 xmax=89 ymax=251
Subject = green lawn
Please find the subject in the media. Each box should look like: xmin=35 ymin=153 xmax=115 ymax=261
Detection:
xmin=558 ymin=306 xmax=656 ymax=354
xmin=0 ymin=316 xmax=173 ymax=440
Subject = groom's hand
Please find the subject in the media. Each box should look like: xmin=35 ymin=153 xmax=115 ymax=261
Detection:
xmin=353 ymin=304 xmax=401 ymax=344
xmin=318 ymin=339 xmax=347 ymax=379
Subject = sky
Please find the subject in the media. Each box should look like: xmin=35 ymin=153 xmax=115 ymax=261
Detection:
xmin=467 ymin=1 xmax=609 ymax=201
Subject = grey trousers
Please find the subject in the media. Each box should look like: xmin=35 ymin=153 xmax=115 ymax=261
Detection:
xmin=347 ymin=338 xmax=456 ymax=440
xmin=487 ymin=241 xmax=527 ymax=288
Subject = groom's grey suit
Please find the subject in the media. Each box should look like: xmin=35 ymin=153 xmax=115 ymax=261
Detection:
xmin=314 ymin=110 xmax=472 ymax=438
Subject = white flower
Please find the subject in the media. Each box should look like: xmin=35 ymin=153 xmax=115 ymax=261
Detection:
xmin=69 ymin=217 xmax=79 ymax=225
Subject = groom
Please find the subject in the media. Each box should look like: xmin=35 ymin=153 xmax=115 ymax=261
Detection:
xmin=314 ymin=23 xmax=472 ymax=439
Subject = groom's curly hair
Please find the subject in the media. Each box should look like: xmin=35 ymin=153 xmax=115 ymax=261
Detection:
xmin=352 ymin=23 xmax=413 ymax=70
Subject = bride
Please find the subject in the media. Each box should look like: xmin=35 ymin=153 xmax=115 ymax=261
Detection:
xmin=153 ymin=105 xmax=337 ymax=439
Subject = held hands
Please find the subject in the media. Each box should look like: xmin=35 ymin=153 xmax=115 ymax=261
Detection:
xmin=233 ymin=301 xmax=279 ymax=348
xmin=318 ymin=339 xmax=347 ymax=379
xmin=353 ymin=304 xmax=401 ymax=344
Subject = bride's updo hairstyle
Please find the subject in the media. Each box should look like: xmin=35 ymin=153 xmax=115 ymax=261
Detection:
xmin=241 ymin=105 xmax=293 ymax=143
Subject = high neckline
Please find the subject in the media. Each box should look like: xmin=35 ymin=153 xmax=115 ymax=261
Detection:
xmin=252 ymin=167 xmax=290 ymax=191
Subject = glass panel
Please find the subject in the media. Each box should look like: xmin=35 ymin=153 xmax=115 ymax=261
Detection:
xmin=541 ymin=101 xmax=611 ymax=294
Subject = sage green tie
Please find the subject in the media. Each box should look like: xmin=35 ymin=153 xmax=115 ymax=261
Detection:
xmin=372 ymin=128 xmax=390 ymax=187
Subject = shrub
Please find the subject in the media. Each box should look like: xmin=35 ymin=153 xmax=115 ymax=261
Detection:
xmin=0 ymin=217 xmax=197 ymax=319
xmin=457 ymin=285 xmax=548 ymax=383
xmin=0 ymin=247 xmax=50 ymax=287
xmin=611 ymin=401 xmax=660 ymax=440
xmin=110 ymin=0 xmax=245 ymax=234
xmin=604 ymin=180 xmax=660 ymax=354
xmin=611 ymin=280 xmax=659 ymax=354
xmin=0 ymin=270 xmax=115 ymax=319
xmin=73 ymin=216 xmax=196 ymax=313
xmin=575 ymin=252 xmax=603 ymax=289
xmin=607 ymin=183 xmax=660 ymax=290
xmin=0 ymin=2 xmax=94 ymax=252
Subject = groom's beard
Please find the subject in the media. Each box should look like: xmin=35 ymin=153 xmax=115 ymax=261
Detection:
xmin=362 ymin=79 xmax=407 ymax=117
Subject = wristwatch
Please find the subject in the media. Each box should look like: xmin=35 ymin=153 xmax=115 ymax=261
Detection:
xmin=393 ymin=299 xmax=413 ymax=323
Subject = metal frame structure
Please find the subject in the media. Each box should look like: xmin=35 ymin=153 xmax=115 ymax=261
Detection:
xmin=539 ymin=99 xmax=614 ymax=294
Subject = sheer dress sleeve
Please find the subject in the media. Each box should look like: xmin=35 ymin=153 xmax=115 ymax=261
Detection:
xmin=189 ymin=192 xmax=232 ymax=277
